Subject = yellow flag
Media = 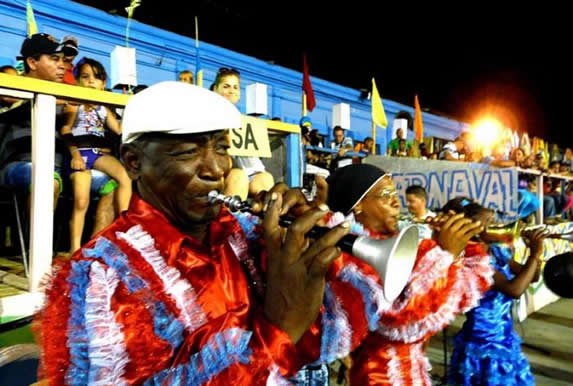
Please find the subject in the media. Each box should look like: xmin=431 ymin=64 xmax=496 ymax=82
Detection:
xmin=371 ymin=78 xmax=388 ymax=128
xmin=26 ymin=0 xmax=38 ymax=37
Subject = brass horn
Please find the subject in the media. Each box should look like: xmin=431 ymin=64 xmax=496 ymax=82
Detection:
xmin=484 ymin=220 xmax=573 ymax=243
xmin=208 ymin=191 xmax=420 ymax=302
xmin=482 ymin=220 xmax=522 ymax=243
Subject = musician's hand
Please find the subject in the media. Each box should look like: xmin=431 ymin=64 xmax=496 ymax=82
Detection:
xmin=262 ymin=192 xmax=349 ymax=343
xmin=251 ymin=178 xmax=329 ymax=220
xmin=522 ymin=227 xmax=547 ymax=258
xmin=435 ymin=213 xmax=483 ymax=257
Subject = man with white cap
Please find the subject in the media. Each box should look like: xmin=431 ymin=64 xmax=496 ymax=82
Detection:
xmin=35 ymin=81 xmax=352 ymax=384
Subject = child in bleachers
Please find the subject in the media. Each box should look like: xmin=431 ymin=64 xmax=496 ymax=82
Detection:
xmin=60 ymin=57 xmax=131 ymax=252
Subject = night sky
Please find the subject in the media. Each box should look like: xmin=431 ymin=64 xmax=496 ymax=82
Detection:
xmin=75 ymin=0 xmax=573 ymax=147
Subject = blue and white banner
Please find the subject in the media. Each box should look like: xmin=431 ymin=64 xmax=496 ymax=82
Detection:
xmin=365 ymin=156 xmax=519 ymax=219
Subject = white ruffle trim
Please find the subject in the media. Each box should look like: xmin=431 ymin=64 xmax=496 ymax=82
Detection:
xmin=377 ymin=247 xmax=490 ymax=343
xmin=85 ymin=262 xmax=128 ymax=386
xmin=117 ymin=225 xmax=207 ymax=333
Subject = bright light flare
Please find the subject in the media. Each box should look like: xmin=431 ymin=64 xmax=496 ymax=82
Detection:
xmin=471 ymin=117 xmax=503 ymax=152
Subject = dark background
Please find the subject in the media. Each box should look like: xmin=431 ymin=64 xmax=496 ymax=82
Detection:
xmin=75 ymin=0 xmax=572 ymax=147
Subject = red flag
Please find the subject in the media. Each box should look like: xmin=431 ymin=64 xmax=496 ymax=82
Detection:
xmin=302 ymin=53 xmax=316 ymax=112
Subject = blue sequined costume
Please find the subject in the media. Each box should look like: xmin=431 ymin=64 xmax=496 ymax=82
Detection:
xmin=448 ymin=244 xmax=534 ymax=385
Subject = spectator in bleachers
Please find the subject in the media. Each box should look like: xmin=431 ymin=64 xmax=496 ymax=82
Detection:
xmin=61 ymin=36 xmax=121 ymax=243
xmin=60 ymin=35 xmax=79 ymax=85
xmin=60 ymin=57 xmax=131 ymax=252
xmin=354 ymin=136 xmax=374 ymax=156
xmin=309 ymin=128 xmax=324 ymax=147
xmin=387 ymin=127 xmax=412 ymax=156
xmin=559 ymin=161 xmax=571 ymax=175
xmin=329 ymin=125 xmax=353 ymax=171
xmin=213 ymin=67 xmax=274 ymax=199
xmin=418 ymin=142 xmax=431 ymax=159
xmin=178 ymin=69 xmax=193 ymax=84
xmin=398 ymin=184 xmax=436 ymax=241
xmin=396 ymin=138 xmax=409 ymax=157
xmin=510 ymin=147 xmax=528 ymax=168
xmin=0 ymin=65 xmax=20 ymax=110
xmin=481 ymin=142 xmax=516 ymax=168
xmin=301 ymin=118 xmax=329 ymax=178
xmin=0 ymin=64 xmax=18 ymax=76
xmin=0 ymin=33 xmax=76 ymax=208
xmin=438 ymin=131 xmax=472 ymax=161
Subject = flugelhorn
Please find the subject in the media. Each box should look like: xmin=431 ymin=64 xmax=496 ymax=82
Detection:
xmin=208 ymin=191 xmax=419 ymax=302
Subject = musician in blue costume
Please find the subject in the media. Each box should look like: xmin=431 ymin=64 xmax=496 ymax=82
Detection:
xmin=447 ymin=197 xmax=546 ymax=386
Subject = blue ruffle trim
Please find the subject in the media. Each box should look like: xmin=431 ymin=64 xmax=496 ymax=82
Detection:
xmin=317 ymin=284 xmax=350 ymax=364
xmin=233 ymin=212 xmax=260 ymax=241
xmin=83 ymin=237 xmax=147 ymax=292
xmin=143 ymin=328 xmax=252 ymax=385
xmin=339 ymin=267 xmax=381 ymax=331
xmin=83 ymin=237 xmax=184 ymax=349
xmin=152 ymin=301 xmax=184 ymax=349
xmin=449 ymin=338 xmax=534 ymax=385
xmin=65 ymin=260 xmax=92 ymax=385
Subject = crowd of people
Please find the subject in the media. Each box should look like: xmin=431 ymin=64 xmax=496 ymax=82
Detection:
xmin=0 ymin=32 xmax=567 ymax=386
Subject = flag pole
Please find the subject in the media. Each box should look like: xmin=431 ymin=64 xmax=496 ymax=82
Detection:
xmin=195 ymin=16 xmax=199 ymax=51
xmin=371 ymin=121 xmax=376 ymax=155
xmin=194 ymin=16 xmax=203 ymax=88
xmin=302 ymin=92 xmax=307 ymax=117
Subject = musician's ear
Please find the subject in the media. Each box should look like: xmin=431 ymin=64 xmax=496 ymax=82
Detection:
xmin=121 ymin=143 xmax=142 ymax=180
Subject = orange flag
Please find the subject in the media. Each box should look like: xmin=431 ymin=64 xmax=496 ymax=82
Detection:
xmin=414 ymin=94 xmax=424 ymax=142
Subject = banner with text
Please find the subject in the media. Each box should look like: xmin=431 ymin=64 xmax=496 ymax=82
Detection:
xmin=365 ymin=156 xmax=519 ymax=219
xmin=228 ymin=116 xmax=272 ymax=157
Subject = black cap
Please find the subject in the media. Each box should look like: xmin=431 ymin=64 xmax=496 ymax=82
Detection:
xmin=327 ymin=163 xmax=387 ymax=215
xmin=60 ymin=35 xmax=79 ymax=57
xmin=18 ymin=33 xmax=77 ymax=60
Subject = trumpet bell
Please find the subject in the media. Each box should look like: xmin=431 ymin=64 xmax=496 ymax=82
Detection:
xmin=352 ymin=225 xmax=419 ymax=302
xmin=483 ymin=220 xmax=521 ymax=243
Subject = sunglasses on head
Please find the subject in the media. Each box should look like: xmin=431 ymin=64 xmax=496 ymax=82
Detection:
xmin=217 ymin=67 xmax=240 ymax=76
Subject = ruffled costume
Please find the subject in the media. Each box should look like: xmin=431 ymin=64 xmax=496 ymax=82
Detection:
xmin=36 ymin=196 xmax=493 ymax=385
xmin=448 ymin=244 xmax=535 ymax=386
xmin=301 ymin=214 xmax=494 ymax=385
xmin=36 ymin=195 xmax=296 ymax=385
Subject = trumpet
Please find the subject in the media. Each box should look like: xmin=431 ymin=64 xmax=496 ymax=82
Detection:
xmin=484 ymin=221 xmax=573 ymax=243
xmin=208 ymin=191 xmax=419 ymax=302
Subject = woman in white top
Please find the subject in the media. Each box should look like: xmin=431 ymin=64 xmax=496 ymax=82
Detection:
xmin=212 ymin=67 xmax=274 ymax=199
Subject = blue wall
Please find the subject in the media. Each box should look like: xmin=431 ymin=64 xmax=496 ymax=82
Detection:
xmin=0 ymin=0 xmax=469 ymax=151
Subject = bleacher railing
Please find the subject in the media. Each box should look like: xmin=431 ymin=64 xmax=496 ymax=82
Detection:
xmin=0 ymin=74 xmax=300 ymax=305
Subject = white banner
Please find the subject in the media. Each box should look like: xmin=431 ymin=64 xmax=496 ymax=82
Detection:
xmin=365 ymin=156 xmax=519 ymax=219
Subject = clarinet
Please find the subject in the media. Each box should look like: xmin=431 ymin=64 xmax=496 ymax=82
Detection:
xmin=207 ymin=190 xmax=356 ymax=252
